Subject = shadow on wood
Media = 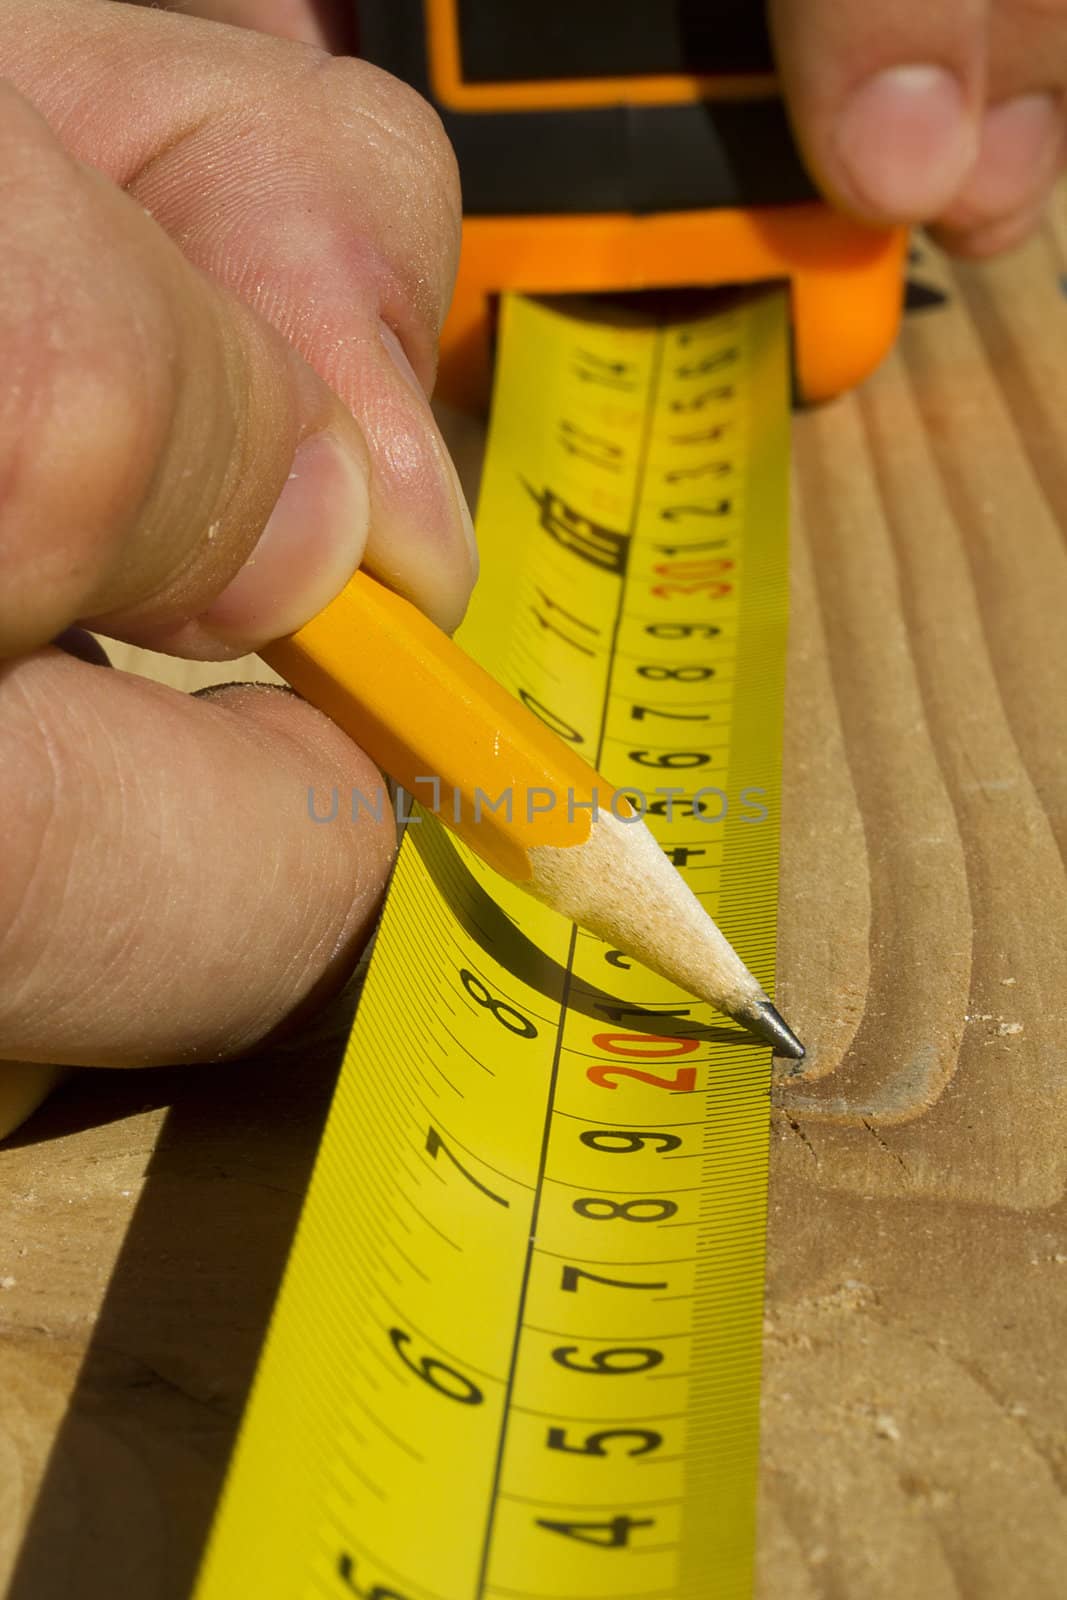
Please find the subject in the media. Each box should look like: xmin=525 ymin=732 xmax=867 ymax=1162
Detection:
xmin=2 ymin=998 xmax=354 ymax=1600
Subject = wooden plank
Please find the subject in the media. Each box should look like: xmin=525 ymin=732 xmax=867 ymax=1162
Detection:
xmin=762 ymin=213 xmax=1067 ymax=1596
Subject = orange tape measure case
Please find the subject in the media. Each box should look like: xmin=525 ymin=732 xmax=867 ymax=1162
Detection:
xmin=356 ymin=0 xmax=908 ymax=406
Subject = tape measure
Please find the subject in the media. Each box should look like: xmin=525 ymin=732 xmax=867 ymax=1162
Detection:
xmin=193 ymin=287 xmax=790 ymax=1600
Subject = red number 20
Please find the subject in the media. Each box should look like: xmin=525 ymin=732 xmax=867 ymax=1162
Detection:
xmin=586 ymin=1033 xmax=699 ymax=1092
xmin=586 ymin=1064 xmax=697 ymax=1092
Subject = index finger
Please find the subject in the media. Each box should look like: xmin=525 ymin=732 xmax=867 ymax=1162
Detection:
xmin=2 ymin=0 xmax=475 ymax=634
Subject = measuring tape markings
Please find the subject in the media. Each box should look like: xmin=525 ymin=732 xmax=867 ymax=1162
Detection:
xmin=483 ymin=323 xmax=698 ymax=1597
xmin=193 ymin=291 xmax=788 ymax=1600
xmin=473 ymin=299 xmax=780 ymax=1600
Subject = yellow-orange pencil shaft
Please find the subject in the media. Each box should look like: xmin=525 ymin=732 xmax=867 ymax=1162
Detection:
xmin=262 ymin=570 xmax=804 ymax=1059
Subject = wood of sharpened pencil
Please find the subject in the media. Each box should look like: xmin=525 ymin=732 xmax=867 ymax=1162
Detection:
xmin=262 ymin=570 xmax=805 ymax=1059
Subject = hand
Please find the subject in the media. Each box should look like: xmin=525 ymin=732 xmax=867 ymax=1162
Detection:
xmin=0 ymin=0 xmax=475 ymax=1070
xmin=769 ymin=0 xmax=1067 ymax=257
xmin=178 ymin=0 xmax=1066 ymax=259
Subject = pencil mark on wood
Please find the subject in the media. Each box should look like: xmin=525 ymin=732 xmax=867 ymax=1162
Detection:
xmin=860 ymin=1117 xmax=909 ymax=1177
xmin=783 ymin=1115 xmax=818 ymax=1164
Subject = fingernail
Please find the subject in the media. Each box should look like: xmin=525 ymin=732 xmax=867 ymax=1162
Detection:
xmin=950 ymin=92 xmax=1062 ymax=227
xmin=379 ymin=321 xmax=478 ymax=573
xmin=835 ymin=64 xmax=977 ymax=219
xmin=200 ymin=430 xmax=370 ymax=646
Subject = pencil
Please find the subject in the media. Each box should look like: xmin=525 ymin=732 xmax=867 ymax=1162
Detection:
xmin=262 ymin=571 xmax=805 ymax=1059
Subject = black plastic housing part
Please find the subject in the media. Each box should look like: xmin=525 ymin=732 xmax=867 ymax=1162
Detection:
xmin=355 ymin=1 xmax=817 ymax=215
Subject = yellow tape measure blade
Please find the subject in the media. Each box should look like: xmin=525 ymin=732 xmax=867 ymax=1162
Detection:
xmin=194 ymin=287 xmax=790 ymax=1600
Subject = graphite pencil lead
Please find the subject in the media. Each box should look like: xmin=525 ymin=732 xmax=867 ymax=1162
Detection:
xmin=738 ymin=1000 xmax=806 ymax=1060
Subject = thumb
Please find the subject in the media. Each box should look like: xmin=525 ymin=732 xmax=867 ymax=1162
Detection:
xmin=768 ymin=0 xmax=986 ymax=224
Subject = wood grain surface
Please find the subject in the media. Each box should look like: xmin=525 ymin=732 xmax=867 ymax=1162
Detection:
xmin=2 ymin=212 xmax=1067 ymax=1599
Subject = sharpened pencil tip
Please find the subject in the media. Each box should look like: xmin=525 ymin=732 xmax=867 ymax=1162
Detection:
xmin=745 ymin=1001 xmax=806 ymax=1060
